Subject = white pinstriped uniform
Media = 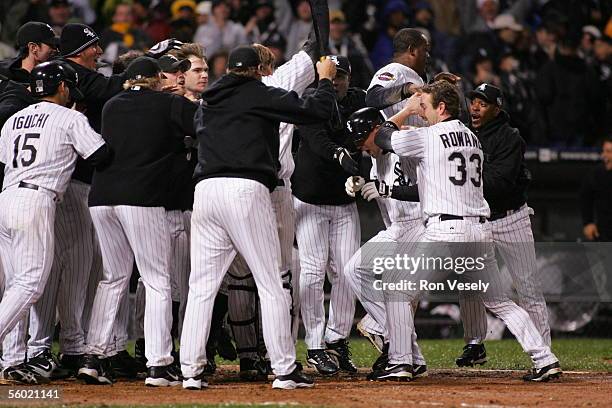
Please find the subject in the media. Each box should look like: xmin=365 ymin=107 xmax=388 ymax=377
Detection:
xmin=227 ymin=50 xmax=315 ymax=354
xmin=181 ymin=178 xmax=296 ymax=378
xmin=460 ymin=205 xmax=551 ymax=346
xmin=344 ymin=152 xmax=426 ymax=365
xmin=0 ymin=102 xmax=104 ymax=345
xmin=387 ymin=120 xmax=558 ymax=369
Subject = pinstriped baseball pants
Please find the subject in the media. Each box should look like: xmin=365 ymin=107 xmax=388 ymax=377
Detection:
xmin=181 ymin=178 xmax=296 ymax=378
xmin=87 ymin=205 xmax=173 ymax=366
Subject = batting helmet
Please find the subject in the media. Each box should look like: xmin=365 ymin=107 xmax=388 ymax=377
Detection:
xmin=30 ymin=61 xmax=84 ymax=100
xmin=346 ymin=107 xmax=385 ymax=147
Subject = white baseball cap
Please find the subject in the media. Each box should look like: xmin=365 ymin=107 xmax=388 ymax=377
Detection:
xmin=196 ymin=1 xmax=212 ymax=15
xmin=492 ymin=14 xmax=523 ymax=31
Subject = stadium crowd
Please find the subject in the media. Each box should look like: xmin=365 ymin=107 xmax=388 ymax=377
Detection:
xmin=0 ymin=0 xmax=611 ymax=143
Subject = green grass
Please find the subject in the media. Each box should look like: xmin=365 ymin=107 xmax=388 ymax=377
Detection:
xmin=55 ymin=338 xmax=612 ymax=372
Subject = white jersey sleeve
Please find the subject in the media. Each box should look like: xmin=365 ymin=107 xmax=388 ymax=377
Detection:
xmin=66 ymin=112 xmax=105 ymax=159
xmin=0 ymin=124 xmax=9 ymax=165
xmin=391 ymin=127 xmax=427 ymax=159
xmin=262 ymin=50 xmax=315 ymax=180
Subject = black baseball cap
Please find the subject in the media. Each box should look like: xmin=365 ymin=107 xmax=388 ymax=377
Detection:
xmin=468 ymin=83 xmax=503 ymax=107
xmin=60 ymin=23 xmax=99 ymax=57
xmin=330 ymin=55 xmax=351 ymax=75
xmin=50 ymin=0 xmax=71 ymax=7
xmin=228 ymin=45 xmax=260 ymax=69
xmin=158 ymin=54 xmax=191 ymax=73
xmin=16 ymin=22 xmax=59 ymax=48
xmin=125 ymin=56 xmax=162 ymax=80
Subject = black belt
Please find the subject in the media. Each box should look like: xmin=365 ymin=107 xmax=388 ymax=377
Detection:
xmin=18 ymin=181 xmax=40 ymax=191
xmin=439 ymin=214 xmax=486 ymax=224
xmin=488 ymin=206 xmax=523 ymax=222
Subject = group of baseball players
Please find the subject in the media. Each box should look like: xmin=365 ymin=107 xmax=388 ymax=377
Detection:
xmin=0 ymin=0 xmax=561 ymax=391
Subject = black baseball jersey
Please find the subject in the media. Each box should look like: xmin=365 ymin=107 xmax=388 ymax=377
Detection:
xmin=89 ymin=87 xmax=197 ymax=207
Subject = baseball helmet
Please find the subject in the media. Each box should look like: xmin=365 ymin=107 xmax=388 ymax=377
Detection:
xmin=346 ymin=107 xmax=385 ymax=147
xmin=30 ymin=60 xmax=84 ymax=101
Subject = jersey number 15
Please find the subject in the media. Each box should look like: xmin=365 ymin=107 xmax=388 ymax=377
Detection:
xmin=12 ymin=133 xmax=40 ymax=168
xmin=448 ymin=152 xmax=482 ymax=187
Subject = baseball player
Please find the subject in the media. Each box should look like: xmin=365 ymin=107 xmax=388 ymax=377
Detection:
xmin=0 ymin=61 xmax=109 ymax=384
xmin=370 ymin=81 xmax=561 ymax=382
xmin=225 ymin=39 xmax=319 ymax=380
xmin=292 ymin=55 xmax=365 ymax=375
xmin=455 ymin=83 xmax=552 ymax=371
xmin=170 ymin=43 xmax=209 ymax=102
xmin=78 ymin=56 xmax=197 ymax=387
xmin=0 ymin=22 xmax=58 ymax=85
xmin=343 ymin=107 xmax=428 ymax=381
xmin=181 ymin=45 xmax=336 ymax=390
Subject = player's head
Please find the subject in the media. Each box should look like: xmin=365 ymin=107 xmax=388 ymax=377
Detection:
xmin=468 ymin=83 xmax=502 ymax=129
xmin=112 ymin=50 xmax=145 ymax=74
xmin=602 ymin=137 xmax=612 ymax=171
xmin=393 ymin=28 xmax=430 ymax=76
xmin=123 ymin=56 xmax=163 ymax=91
xmin=60 ymin=23 xmax=102 ymax=70
xmin=171 ymin=43 xmax=209 ymax=97
xmin=418 ymin=80 xmax=461 ymax=124
xmin=346 ymin=107 xmax=385 ymax=157
xmin=159 ymin=54 xmax=191 ymax=95
xmin=30 ymin=60 xmax=84 ymax=106
xmin=330 ymin=55 xmax=351 ymax=100
xmin=16 ymin=22 xmax=59 ymax=66
xmin=252 ymin=43 xmax=275 ymax=76
xmin=227 ymin=45 xmax=262 ymax=80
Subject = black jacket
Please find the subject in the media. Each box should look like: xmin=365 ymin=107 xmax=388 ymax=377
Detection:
xmin=472 ymin=111 xmax=530 ymax=214
xmin=60 ymin=58 xmax=126 ymax=184
xmin=292 ymin=87 xmax=366 ymax=205
xmin=194 ymin=74 xmax=335 ymax=191
xmin=580 ymin=164 xmax=612 ymax=241
xmin=0 ymin=55 xmax=31 ymax=85
xmin=89 ymin=88 xmax=197 ymax=207
xmin=0 ymin=78 xmax=37 ymax=189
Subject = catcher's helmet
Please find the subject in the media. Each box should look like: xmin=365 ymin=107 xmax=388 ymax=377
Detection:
xmin=346 ymin=107 xmax=384 ymax=147
xmin=30 ymin=61 xmax=84 ymax=100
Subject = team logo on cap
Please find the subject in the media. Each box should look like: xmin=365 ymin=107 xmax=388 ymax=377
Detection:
xmin=477 ymin=83 xmax=487 ymax=92
xmin=378 ymin=72 xmax=395 ymax=81
xmin=235 ymin=62 xmax=243 ymax=67
xmin=45 ymin=23 xmax=54 ymax=33
xmin=330 ymin=55 xmax=340 ymax=66
xmin=83 ymin=27 xmax=96 ymax=38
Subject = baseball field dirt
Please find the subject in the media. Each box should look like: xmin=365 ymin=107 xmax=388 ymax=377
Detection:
xmin=2 ymin=367 xmax=610 ymax=407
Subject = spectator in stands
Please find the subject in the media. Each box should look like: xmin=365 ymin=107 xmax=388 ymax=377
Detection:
xmin=195 ymin=1 xmax=212 ymax=26
xmin=245 ymin=0 xmax=284 ymax=46
xmin=194 ymin=0 xmax=247 ymax=56
xmin=169 ymin=0 xmax=198 ymax=42
xmin=328 ymin=9 xmax=373 ymax=89
xmin=48 ymin=0 xmax=74 ymax=35
xmin=207 ymin=49 xmax=229 ymax=83
xmin=146 ymin=2 xmax=173 ymax=43
xmin=593 ymin=35 xmax=612 ymax=137
xmin=580 ymin=25 xmax=602 ymax=65
xmin=100 ymin=2 xmax=152 ymax=63
xmin=284 ymin=0 xmax=312 ymax=58
xmin=460 ymin=0 xmax=500 ymax=33
xmin=369 ymin=0 xmax=409 ymax=70
xmin=536 ymin=31 xmax=604 ymax=147
xmin=581 ymin=138 xmax=612 ymax=242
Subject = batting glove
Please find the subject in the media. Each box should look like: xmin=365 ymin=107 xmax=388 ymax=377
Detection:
xmin=361 ymin=180 xmax=390 ymax=201
xmin=345 ymin=176 xmax=365 ymax=197
xmin=334 ymin=147 xmax=359 ymax=174
xmin=146 ymin=38 xmax=184 ymax=59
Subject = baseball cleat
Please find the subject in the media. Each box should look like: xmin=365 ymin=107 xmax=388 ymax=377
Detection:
xmin=306 ymin=349 xmax=339 ymax=376
xmin=326 ymin=339 xmax=357 ymax=373
xmin=239 ymin=358 xmax=268 ymax=381
xmin=59 ymin=353 xmax=84 ymax=374
xmin=369 ymin=363 xmax=413 ymax=382
xmin=523 ymin=362 xmax=562 ymax=382
xmin=183 ymin=373 xmax=208 ymax=390
xmin=110 ymin=350 xmax=141 ymax=378
xmin=0 ymin=363 xmax=50 ymax=384
xmin=26 ymin=349 xmax=70 ymax=380
xmin=356 ymin=320 xmax=384 ymax=353
xmin=413 ymin=364 xmax=428 ymax=378
xmin=456 ymin=343 xmax=487 ymax=367
xmin=134 ymin=338 xmax=147 ymax=369
xmin=272 ymin=366 xmax=314 ymax=389
xmin=77 ymin=354 xmax=114 ymax=385
xmin=145 ymin=363 xmax=182 ymax=387
xmin=371 ymin=342 xmax=389 ymax=372
xmin=216 ymin=327 xmax=238 ymax=361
